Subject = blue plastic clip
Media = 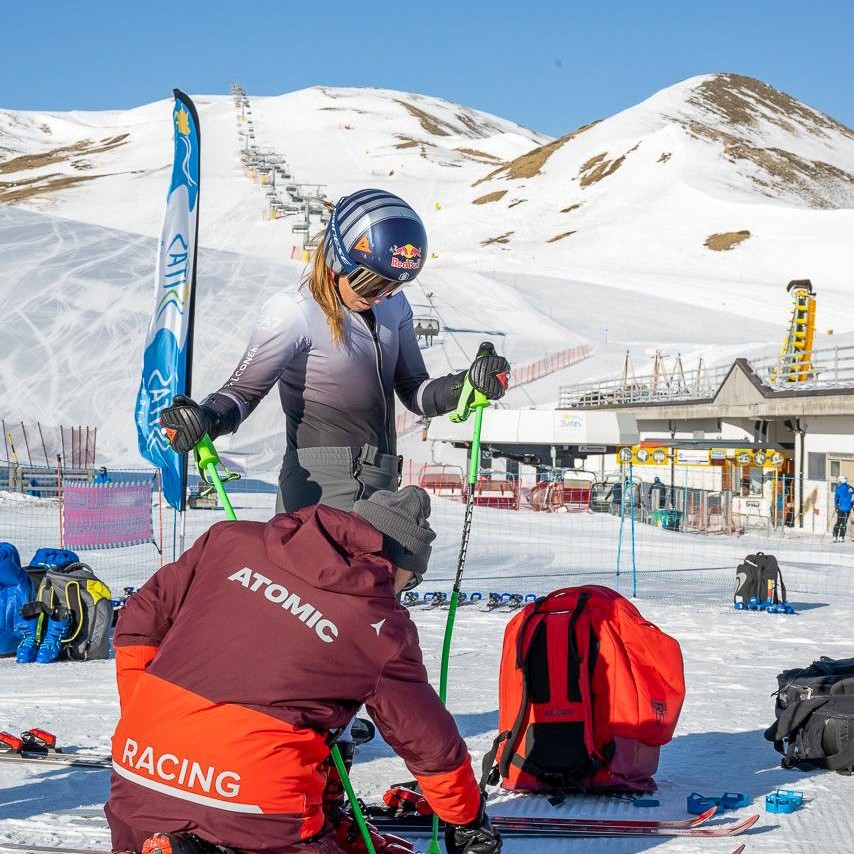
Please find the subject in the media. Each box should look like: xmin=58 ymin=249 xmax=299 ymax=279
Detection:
xmin=720 ymin=792 xmax=750 ymax=810
xmin=766 ymin=602 xmax=796 ymax=615
xmin=748 ymin=595 xmax=761 ymax=611
xmin=734 ymin=601 xmax=747 ymax=611
xmin=766 ymin=790 xmax=804 ymax=813
xmin=687 ymin=793 xmax=719 ymax=814
xmin=688 ymin=792 xmax=748 ymax=814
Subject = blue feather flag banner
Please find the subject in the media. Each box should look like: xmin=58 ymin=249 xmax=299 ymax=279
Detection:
xmin=135 ymin=90 xmax=200 ymax=511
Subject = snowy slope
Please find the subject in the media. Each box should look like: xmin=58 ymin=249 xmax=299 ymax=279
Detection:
xmin=0 ymin=88 xmax=547 ymax=261
xmin=1 ymin=75 xmax=853 ymax=466
xmin=452 ymin=74 xmax=854 ymax=319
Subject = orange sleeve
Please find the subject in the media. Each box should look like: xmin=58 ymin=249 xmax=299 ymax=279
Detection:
xmin=115 ymin=644 xmax=158 ymax=709
xmin=415 ymin=760 xmax=481 ymax=825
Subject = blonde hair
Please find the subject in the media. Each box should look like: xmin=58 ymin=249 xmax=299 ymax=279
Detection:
xmin=302 ymin=231 xmax=345 ymax=346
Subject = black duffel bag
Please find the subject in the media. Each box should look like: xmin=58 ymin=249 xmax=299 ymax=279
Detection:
xmin=775 ymin=656 xmax=854 ymax=714
xmin=764 ymin=694 xmax=854 ymax=775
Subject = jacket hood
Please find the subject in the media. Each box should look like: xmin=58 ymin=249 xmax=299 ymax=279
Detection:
xmin=262 ymin=504 xmax=397 ymax=597
xmin=0 ymin=542 xmax=22 ymax=586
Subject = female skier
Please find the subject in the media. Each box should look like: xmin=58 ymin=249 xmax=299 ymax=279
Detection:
xmin=161 ymin=188 xmax=509 ymax=512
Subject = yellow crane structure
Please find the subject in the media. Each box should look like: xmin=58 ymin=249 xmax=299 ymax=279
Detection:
xmin=770 ymin=279 xmax=816 ymax=384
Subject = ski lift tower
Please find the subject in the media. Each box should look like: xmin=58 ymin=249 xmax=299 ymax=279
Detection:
xmin=770 ymin=279 xmax=817 ymax=384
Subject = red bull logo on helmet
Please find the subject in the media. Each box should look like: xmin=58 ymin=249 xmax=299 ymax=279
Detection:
xmin=390 ymin=243 xmax=423 ymax=270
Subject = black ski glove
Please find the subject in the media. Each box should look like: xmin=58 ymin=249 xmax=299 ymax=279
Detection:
xmin=160 ymin=394 xmax=239 ymax=453
xmin=468 ymin=353 xmax=510 ymax=401
xmin=445 ymin=797 xmax=502 ymax=854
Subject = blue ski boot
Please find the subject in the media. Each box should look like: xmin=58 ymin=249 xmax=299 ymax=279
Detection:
xmin=14 ymin=605 xmax=43 ymax=664
xmin=35 ymin=606 xmax=72 ymax=664
xmin=15 ymin=623 xmax=39 ymax=663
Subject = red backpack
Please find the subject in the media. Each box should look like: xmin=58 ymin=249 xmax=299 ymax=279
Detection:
xmin=486 ymin=585 xmax=685 ymax=793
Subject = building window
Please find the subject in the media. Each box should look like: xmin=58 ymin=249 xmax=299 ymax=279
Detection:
xmin=808 ymin=453 xmax=826 ymax=481
xmin=830 ymin=460 xmax=840 ymax=479
xmin=741 ymin=466 xmax=765 ymax=497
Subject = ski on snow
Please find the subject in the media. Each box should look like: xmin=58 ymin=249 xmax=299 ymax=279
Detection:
xmin=0 ymin=729 xmax=110 ymax=770
xmin=362 ymin=809 xmax=759 ymax=837
xmin=0 ymin=844 xmax=747 ymax=854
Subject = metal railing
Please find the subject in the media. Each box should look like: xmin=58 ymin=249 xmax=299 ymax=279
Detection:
xmin=558 ymin=345 xmax=854 ymax=408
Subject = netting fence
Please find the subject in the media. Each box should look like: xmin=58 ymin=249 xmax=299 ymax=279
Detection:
xmin=1 ymin=459 xmax=851 ymax=607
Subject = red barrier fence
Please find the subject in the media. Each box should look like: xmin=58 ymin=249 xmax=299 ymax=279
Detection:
xmin=394 ymin=343 xmax=591 ymax=435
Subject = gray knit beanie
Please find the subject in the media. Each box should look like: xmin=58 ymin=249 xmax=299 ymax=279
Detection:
xmin=353 ymin=486 xmax=436 ymax=582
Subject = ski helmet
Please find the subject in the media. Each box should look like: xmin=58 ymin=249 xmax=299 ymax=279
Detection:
xmin=324 ymin=189 xmax=428 ymax=294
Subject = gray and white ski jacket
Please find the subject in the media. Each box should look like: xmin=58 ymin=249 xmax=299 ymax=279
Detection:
xmin=209 ymin=283 xmax=460 ymax=456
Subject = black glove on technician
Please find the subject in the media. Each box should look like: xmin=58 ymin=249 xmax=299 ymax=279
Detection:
xmin=159 ymin=394 xmax=240 ymax=453
xmin=445 ymin=796 xmax=502 ymax=854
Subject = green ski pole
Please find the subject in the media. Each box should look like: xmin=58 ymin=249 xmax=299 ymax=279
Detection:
xmin=193 ymin=435 xmax=378 ymax=854
xmin=429 ymin=342 xmax=496 ymax=854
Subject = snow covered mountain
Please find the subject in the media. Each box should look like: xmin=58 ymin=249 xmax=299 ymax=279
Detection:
xmin=1 ymin=75 xmax=852 ymax=465
xmin=450 ymin=74 xmax=854 ymax=313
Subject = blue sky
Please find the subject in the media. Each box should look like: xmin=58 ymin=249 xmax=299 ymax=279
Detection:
xmin=4 ymin=0 xmax=853 ymax=136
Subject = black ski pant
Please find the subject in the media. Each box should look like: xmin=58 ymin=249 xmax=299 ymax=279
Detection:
xmin=833 ymin=509 xmax=851 ymax=540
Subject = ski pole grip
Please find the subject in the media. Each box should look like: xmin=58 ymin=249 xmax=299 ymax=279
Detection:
xmin=194 ymin=434 xmax=220 ymax=475
xmin=450 ymin=342 xmax=496 ymax=423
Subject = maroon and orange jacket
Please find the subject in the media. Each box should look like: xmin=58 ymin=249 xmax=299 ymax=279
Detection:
xmin=108 ymin=505 xmax=480 ymax=851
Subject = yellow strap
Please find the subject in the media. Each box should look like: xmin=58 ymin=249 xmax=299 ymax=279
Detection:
xmin=62 ymin=580 xmax=84 ymax=645
xmin=35 ymin=581 xmax=54 ymax=643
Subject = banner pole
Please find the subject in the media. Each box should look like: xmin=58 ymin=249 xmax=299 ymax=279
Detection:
xmin=57 ymin=454 xmax=64 ymax=548
xmin=158 ymin=469 xmax=165 ymax=568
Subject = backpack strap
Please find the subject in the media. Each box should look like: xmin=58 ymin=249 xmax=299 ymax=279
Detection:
xmin=479 ymin=731 xmax=509 ymax=789
xmin=566 ymin=592 xmax=591 ymax=702
xmin=61 ymin=579 xmax=85 ymax=646
xmin=494 ymin=597 xmax=549 ymax=781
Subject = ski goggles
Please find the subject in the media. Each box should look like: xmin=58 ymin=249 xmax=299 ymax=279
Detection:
xmin=348 ymin=266 xmax=405 ymax=299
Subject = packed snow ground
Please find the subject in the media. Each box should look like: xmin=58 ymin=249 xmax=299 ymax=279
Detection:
xmin=2 ymin=491 xmax=853 ymax=854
